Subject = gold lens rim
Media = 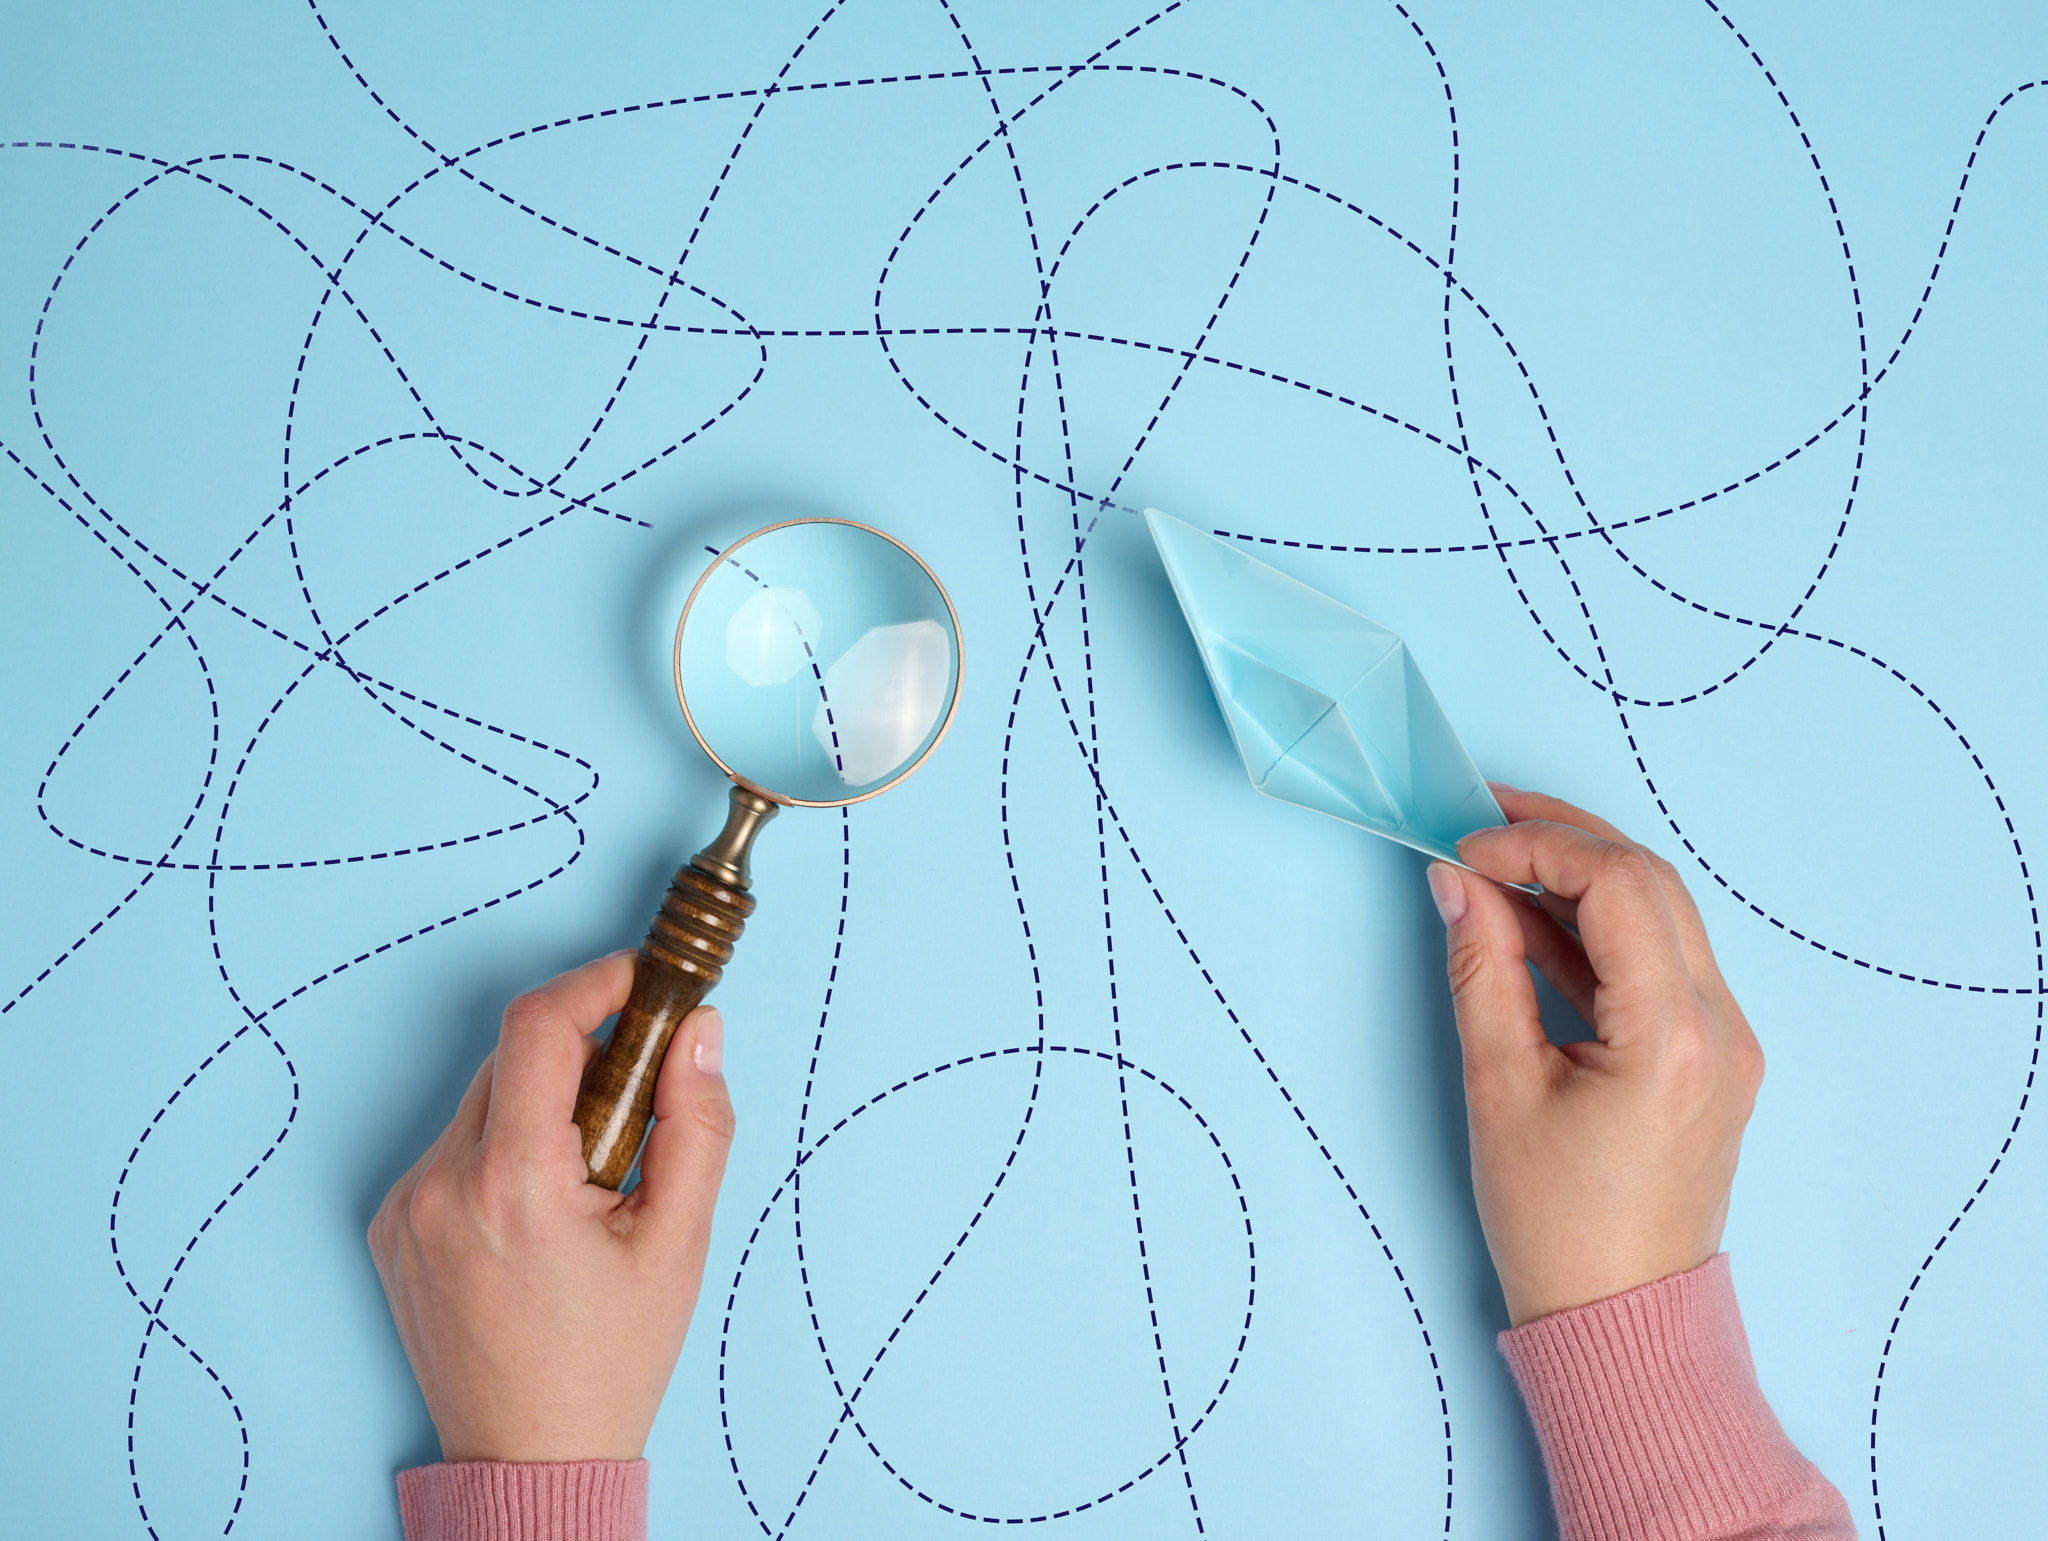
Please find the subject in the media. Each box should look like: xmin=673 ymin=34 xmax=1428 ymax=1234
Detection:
xmin=671 ymin=517 xmax=965 ymax=809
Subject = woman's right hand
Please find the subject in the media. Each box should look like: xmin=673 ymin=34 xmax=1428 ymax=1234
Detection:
xmin=1425 ymin=789 xmax=1765 ymax=1326
xmin=368 ymin=953 xmax=734 ymax=1462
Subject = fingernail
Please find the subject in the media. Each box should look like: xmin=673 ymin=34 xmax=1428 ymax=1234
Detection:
xmin=607 ymin=946 xmax=639 ymax=959
xmin=692 ymin=1008 xmax=724 ymax=1076
xmin=1427 ymin=863 xmax=1467 ymax=926
xmin=1487 ymin=780 xmax=1521 ymax=795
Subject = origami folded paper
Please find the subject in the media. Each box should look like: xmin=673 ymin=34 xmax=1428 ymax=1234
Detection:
xmin=1145 ymin=508 xmax=1508 ymax=867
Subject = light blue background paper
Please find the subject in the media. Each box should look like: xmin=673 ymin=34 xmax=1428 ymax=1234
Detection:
xmin=3 ymin=3 xmax=2044 ymax=1537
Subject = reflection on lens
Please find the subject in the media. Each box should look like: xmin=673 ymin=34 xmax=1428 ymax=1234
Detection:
xmin=812 ymin=619 xmax=951 ymax=786
xmin=676 ymin=521 xmax=961 ymax=806
xmin=725 ymin=588 xmax=823 ymax=687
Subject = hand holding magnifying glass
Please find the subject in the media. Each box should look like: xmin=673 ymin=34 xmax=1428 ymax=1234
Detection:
xmin=574 ymin=519 xmax=964 ymax=1188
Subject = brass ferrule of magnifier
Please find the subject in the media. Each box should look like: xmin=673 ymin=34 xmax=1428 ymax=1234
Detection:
xmin=689 ymin=784 xmax=781 ymax=891
xmin=570 ymin=518 xmax=962 ymax=1190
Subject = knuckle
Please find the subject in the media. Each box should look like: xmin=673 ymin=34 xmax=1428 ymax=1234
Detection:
xmin=1444 ymin=936 xmax=1491 ymax=1000
xmin=1737 ymin=1034 xmax=1766 ymax=1097
xmin=1593 ymin=844 xmax=1674 ymax=917
xmin=1643 ymin=848 xmax=1682 ymax=885
xmin=500 ymin=990 xmax=557 ymax=1038
xmin=1643 ymin=848 xmax=1706 ymax=916
xmin=1601 ymin=842 xmax=1659 ymax=888
xmin=1660 ymin=1006 xmax=1766 ymax=1103
xmin=405 ymin=1166 xmax=454 ymax=1236
xmin=686 ymin=1093 xmax=738 ymax=1149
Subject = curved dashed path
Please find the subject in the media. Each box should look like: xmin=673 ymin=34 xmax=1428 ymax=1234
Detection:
xmin=3 ymin=3 xmax=2038 ymax=1536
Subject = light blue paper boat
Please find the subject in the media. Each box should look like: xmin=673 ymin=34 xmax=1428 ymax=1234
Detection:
xmin=1146 ymin=508 xmax=1508 ymax=866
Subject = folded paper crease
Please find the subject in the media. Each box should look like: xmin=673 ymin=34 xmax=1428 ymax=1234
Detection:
xmin=1145 ymin=508 xmax=1509 ymax=867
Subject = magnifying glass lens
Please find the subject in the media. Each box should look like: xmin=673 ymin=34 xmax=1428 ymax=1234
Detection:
xmin=677 ymin=521 xmax=961 ymax=805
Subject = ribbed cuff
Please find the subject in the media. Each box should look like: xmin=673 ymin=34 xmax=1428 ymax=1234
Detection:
xmin=396 ymin=1460 xmax=648 ymax=1541
xmin=1498 ymin=1256 xmax=1853 ymax=1540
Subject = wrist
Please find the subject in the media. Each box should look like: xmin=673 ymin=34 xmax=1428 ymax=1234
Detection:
xmin=435 ymin=1410 xmax=651 ymax=1465
xmin=1496 ymin=1239 xmax=1720 ymax=1327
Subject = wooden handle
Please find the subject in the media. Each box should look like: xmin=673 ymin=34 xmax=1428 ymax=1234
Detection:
xmin=574 ymin=863 xmax=755 ymax=1188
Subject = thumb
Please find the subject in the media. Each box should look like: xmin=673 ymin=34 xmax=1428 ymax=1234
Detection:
xmin=625 ymin=1005 xmax=735 ymax=1259
xmin=1428 ymin=864 xmax=1549 ymax=1089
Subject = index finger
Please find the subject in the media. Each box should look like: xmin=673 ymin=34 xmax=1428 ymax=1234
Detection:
xmin=1491 ymin=786 xmax=1721 ymax=985
xmin=481 ymin=951 xmax=637 ymax=1167
xmin=1456 ymin=819 xmax=1693 ymax=1027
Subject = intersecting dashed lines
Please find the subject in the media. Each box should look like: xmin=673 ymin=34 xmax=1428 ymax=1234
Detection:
xmin=10 ymin=1 xmax=2026 ymax=1533
xmin=200 ymin=697 xmax=591 ymax=1030
xmin=896 ymin=3 xmax=1449 ymax=1521
xmin=84 ymin=5 xmax=834 ymax=1533
xmin=12 ymin=577 xmax=598 ymax=1012
xmin=983 ymin=57 xmax=1466 ymax=1508
xmin=1433 ymin=0 xmax=1884 ymax=587
xmin=98 ymin=725 xmax=587 ymax=1541
xmin=6 ymin=124 xmax=769 ymax=521
xmin=0 ymin=443 xmax=224 ymax=1016
xmin=107 ymin=1022 xmax=298 ymax=1360
xmin=39 ymin=658 xmax=598 ymax=876
xmin=1012 ymin=505 xmax=1459 ymax=1529
xmin=0 ymin=137 xmax=763 ymax=382
xmin=6 ymin=420 xmax=651 ymax=705
xmin=1614 ymin=646 xmax=2040 ymax=1541
xmin=9 ymin=48 xmax=2035 ymax=538
xmin=1197 ymin=78 xmax=2043 ymax=1004
xmin=95 ymin=687 xmax=596 ymax=1535
xmin=13 ymin=434 xmax=597 ymax=880
xmin=248 ymin=3 xmax=806 ymax=646
xmin=104 ymin=909 xmax=299 ymax=1541
xmin=702 ymin=546 xmax=848 ymax=776
xmin=0 ymin=132 xmax=1928 ymax=563
xmin=301 ymin=0 xmax=781 ymax=455
xmin=935 ymin=6 xmax=1239 ymax=1522
xmin=719 ymin=637 xmax=1060 ymax=1537
xmin=13 ymin=66 xmax=1367 ymax=350
xmin=1527 ymin=13 xmax=2039 ymax=1528
xmin=869 ymin=41 xmax=1284 ymax=505
xmin=310 ymin=0 xmax=1195 ymax=199
xmin=719 ymin=1041 xmax=1253 ymax=1532
xmin=764 ymin=810 xmax=876 ymax=1534
xmin=1423 ymin=1 xmax=2046 ymax=1171
xmin=17 ymin=103 xmax=625 ymax=1541
xmin=1212 ymin=393 xmax=1860 ymax=713
xmin=946 ymin=30 xmax=1261 ymax=1524
xmin=123 ymin=1317 xmax=255 ymax=1537
xmin=1439 ymin=17 xmax=2035 ymax=765
xmin=5 ymin=143 xmax=677 ymax=597
xmin=1146 ymin=66 xmax=2046 ymax=552
xmin=710 ymin=7 xmax=1296 ymax=1493
xmin=1094 ymin=9 xmax=2047 ymax=1536
xmin=1635 ymin=609 xmax=2039 ymax=997
xmin=932 ymin=8 xmax=1264 ymax=1523
xmin=1075 ymin=739 xmax=1462 ymax=1525
xmin=1399 ymin=7 xmax=2043 ymax=1532
xmin=0 ymin=442 xmax=252 ymax=1532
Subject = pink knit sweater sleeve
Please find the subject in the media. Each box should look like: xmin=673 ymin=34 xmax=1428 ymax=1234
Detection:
xmin=393 ymin=1258 xmax=1846 ymax=1540
xmin=1498 ymin=1255 xmax=1855 ymax=1539
xmin=396 ymin=1460 xmax=647 ymax=1541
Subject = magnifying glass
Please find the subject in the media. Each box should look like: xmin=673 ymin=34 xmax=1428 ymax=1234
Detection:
xmin=574 ymin=518 xmax=964 ymax=1188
